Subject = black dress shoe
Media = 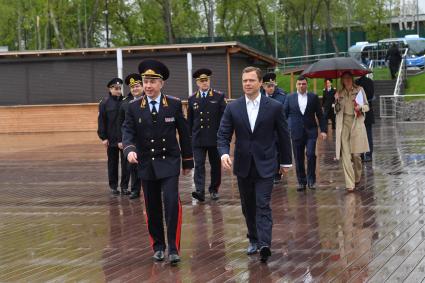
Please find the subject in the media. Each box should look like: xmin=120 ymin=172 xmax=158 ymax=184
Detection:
xmin=307 ymin=183 xmax=316 ymax=190
xmin=169 ymin=253 xmax=180 ymax=265
xmin=121 ymin=189 xmax=131 ymax=195
xmin=129 ymin=191 xmax=140 ymax=199
xmin=259 ymin=246 xmax=271 ymax=263
xmin=297 ymin=184 xmax=306 ymax=192
xmin=111 ymin=188 xmax=120 ymax=196
xmin=246 ymin=242 xmax=258 ymax=255
xmin=210 ymin=192 xmax=219 ymax=201
xmin=192 ymin=191 xmax=205 ymax=202
xmin=152 ymin=250 xmax=165 ymax=261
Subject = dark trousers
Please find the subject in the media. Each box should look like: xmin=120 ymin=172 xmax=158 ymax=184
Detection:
xmin=129 ymin=164 xmax=141 ymax=193
xmin=292 ymin=135 xmax=317 ymax=185
xmin=193 ymin=146 xmax=221 ymax=194
xmin=237 ymin=160 xmax=274 ymax=248
xmin=107 ymin=146 xmax=129 ymax=190
xmin=141 ymin=175 xmax=181 ymax=254
xmin=324 ymin=108 xmax=336 ymax=129
xmin=362 ymin=123 xmax=374 ymax=159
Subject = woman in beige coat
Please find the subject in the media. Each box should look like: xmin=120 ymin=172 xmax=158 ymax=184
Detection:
xmin=335 ymin=72 xmax=369 ymax=191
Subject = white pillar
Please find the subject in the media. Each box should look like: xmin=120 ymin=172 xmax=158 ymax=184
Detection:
xmin=187 ymin=52 xmax=193 ymax=97
xmin=116 ymin=48 xmax=123 ymax=94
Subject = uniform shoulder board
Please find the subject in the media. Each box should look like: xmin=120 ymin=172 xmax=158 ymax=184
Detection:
xmin=130 ymin=96 xmax=142 ymax=103
xmin=189 ymin=92 xmax=197 ymax=98
xmin=213 ymin=89 xmax=224 ymax=95
xmin=166 ymin=95 xmax=181 ymax=101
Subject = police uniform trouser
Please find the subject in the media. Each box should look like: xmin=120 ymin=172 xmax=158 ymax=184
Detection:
xmin=341 ymin=114 xmax=362 ymax=189
xmin=107 ymin=146 xmax=128 ymax=190
xmin=237 ymin=158 xmax=274 ymax=248
xmin=193 ymin=146 xmax=221 ymax=194
xmin=129 ymin=163 xmax=141 ymax=193
xmin=142 ymin=175 xmax=182 ymax=254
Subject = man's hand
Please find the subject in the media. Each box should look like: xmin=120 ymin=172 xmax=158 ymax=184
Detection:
xmin=127 ymin=151 xmax=138 ymax=164
xmin=118 ymin=142 xmax=123 ymax=149
xmin=182 ymin=169 xmax=192 ymax=176
xmin=279 ymin=166 xmax=290 ymax=175
xmin=102 ymin=139 xmax=109 ymax=148
xmin=320 ymin=132 xmax=327 ymax=140
xmin=221 ymin=154 xmax=232 ymax=170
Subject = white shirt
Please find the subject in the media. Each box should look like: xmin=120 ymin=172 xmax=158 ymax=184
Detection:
xmin=245 ymin=93 xmax=261 ymax=131
xmin=221 ymin=93 xmax=292 ymax=168
xmin=147 ymin=94 xmax=162 ymax=113
xmin=297 ymin=92 xmax=308 ymax=115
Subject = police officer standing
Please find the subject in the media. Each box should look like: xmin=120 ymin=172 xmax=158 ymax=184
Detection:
xmin=188 ymin=69 xmax=226 ymax=202
xmin=122 ymin=59 xmax=193 ymax=265
xmin=261 ymin=72 xmax=287 ymax=184
xmin=117 ymin=73 xmax=144 ymax=199
xmin=98 ymin=78 xmax=127 ymax=195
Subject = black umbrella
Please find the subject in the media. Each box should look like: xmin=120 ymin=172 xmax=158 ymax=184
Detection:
xmin=301 ymin=57 xmax=372 ymax=79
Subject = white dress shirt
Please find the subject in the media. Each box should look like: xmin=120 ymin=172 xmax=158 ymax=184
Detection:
xmin=147 ymin=94 xmax=162 ymax=113
xmin=297 ymin=91 xmax=308 ymax=115
xmin=245 ymin=93 xmax=261 ymax=131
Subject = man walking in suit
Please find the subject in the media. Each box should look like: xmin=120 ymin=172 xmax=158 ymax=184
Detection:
xmin=284 ymin=75 xmax=327 ymax=191
xmin=122 ymin=59 xmax=193 ymax=265
xmin=188 ymin=68 xmax=227 ymax=202
xmin=217 ymin=66 xmax=292 ymax=263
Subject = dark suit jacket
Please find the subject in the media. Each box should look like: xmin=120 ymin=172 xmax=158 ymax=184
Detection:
xmin=122 ymin=94 xmax=193 ymax=180
xmin=187 ymin=89 xmax=227 ymax=147
xmin=97 ymin=94 xmax=123 ymax=146
xmin=355 ymin=76 xmax=375 ymax=125
xmin=283 ymin=92 xmax=327 ymax=140
xmin=322 ymin=87 xmax=336 ymax=113
xmin=217 ymin=95 xmax=292 ymax=179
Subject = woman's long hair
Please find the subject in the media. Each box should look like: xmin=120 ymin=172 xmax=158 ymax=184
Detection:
xmin=338 ymin=72 xmax=358 ymax=93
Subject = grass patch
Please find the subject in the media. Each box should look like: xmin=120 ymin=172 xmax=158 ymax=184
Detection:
xmin=405 ymin=72 xmax=425 ymax=96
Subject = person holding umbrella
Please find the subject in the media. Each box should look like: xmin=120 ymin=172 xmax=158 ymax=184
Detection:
xmin=334 ymin=72 xmax=370 ymax=191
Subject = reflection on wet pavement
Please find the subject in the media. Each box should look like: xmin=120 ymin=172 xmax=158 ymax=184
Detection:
xmin=0 ymin=120 xmax=424 ymax=282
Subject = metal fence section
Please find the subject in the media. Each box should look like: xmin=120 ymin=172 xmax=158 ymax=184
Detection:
xmin=380 ymin=94 xmax=425 ymax=121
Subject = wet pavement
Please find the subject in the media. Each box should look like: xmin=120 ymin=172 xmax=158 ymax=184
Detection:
xmin=0 ymin=120 xmax=424 ymax=282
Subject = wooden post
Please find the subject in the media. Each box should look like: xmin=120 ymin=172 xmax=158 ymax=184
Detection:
xmin=226 ymin=48 xmax=232 ymax=99
xmin=290 ymin=72 xmax=294 ymax=93
xmin=313 ymin=78 xmax=317 ymax=94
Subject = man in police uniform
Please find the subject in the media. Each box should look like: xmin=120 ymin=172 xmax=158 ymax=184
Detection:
xmin=122 ymin=59 xmax=193 ymax=265
xmin=261 ymin=72 xmax=288 ymax=184
xmin=97 ymin=78 xmax=127 ymax=195
xmin=117 ymin=73 xmax=144 ymax=199
xmin=187 ymin=68 xmax=226 ymax=202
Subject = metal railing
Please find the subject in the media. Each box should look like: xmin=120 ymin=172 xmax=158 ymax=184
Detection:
xmin=380 ymin=94 xmax=425 ymax=121
xmin=276 ymin=52 xmax=349 ymax=71
xmin=393 ymin=48 xmax=409 ymax=97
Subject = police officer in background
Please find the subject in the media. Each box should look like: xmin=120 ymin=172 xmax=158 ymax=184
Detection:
xmin=261 ymin=72 xmax=287 ymax=184
xmin=98 ymin=78 xmax=127 ymax=195
xmin=122 ymin=59 xmax=193 ymax=265
xmin=187 ymin=68 xmax=227 ymax=202
xmin=261 ymin=72 xmax=287 ymax=104
xmin=117 ymin=73 xmax=144 ymax=199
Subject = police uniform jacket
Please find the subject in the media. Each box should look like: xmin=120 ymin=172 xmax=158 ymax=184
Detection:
xmin=97 ymin=94 xmax=123 ymax=146
xmin=187 ymin=89 xmax=226 ymax=147
xmin=117 ymin=93 xmax=135 ymax=143
xmin=122 ymin=94 xmax=194 ymax=180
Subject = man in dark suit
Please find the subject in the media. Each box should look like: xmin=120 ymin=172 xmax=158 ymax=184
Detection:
xmin=117 ymin=73 xmax=144 ymax=199
xmin=355 ymin=75 xmax=375 ymax=162
xmin=188 ymin=68 xmax=227 ymax=202
xmin=322 ymin=78 xmax=336 ymax=130
xmin=97 ymin=77 xmax=126 ymax=195
xmin=122 ymin=59 xmax=193 ymax=265
xmin=261 ymin=72 xmax=288 ymax=184
xmin=284 ymin=75 xmax=327 ymax=191
xmin=217 ymin=66 xmax=292 ymax=263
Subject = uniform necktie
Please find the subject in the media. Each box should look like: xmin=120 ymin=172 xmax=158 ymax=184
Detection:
xmin=202 ymin=92 xmax=207 ymax=98
xmin=150 ymin=101 xmax=158 ymax=123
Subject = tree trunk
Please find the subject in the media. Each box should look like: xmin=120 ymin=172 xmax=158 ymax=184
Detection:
xmin=17 ymin=9 xmax=24 ymax=50
xmin=255 ymin=2 xmax=274 ymax=53
xmin=87 ymin=0 xmax=100 ymax=47
xmin=324 ymin=0 xmax=339 ymax=53
xmin=202 ymin=0 xmax=215 ymax=42
xmin=162 ymin=0 xmax=174 ymax=44
xmin=49 ymin=8 xmax=65 ymax=49
xmin=77 ymin=3 xmax=84 ymax=48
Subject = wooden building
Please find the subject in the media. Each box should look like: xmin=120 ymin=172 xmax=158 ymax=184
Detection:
xmin=0 ymin=42 xmax=279 ymax=106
